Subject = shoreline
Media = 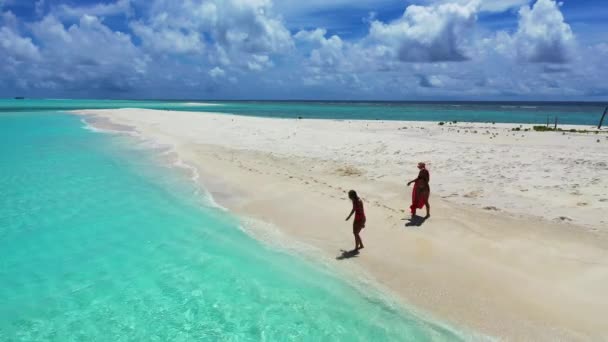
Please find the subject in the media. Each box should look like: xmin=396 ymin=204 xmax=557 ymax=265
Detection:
xmin=79 ymin=109 xmax=608 ymax=231
xmin=80 ymin=112 xmax=473 ymax=339
xmin=74 ymin=109 xmax=608 ymax=340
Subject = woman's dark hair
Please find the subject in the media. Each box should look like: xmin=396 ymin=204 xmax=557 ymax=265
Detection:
xmin=348 ymin=190 xmax=358 ymax=200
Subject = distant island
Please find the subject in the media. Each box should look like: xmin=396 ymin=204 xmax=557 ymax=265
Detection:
xmin=14 ymin=97 xmax=24 ymax=100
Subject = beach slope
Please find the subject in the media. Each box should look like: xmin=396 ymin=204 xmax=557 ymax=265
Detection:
xmin=76 ymin=109 xmax=608 ymax=340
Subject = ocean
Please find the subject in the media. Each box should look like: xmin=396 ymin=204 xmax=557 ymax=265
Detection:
xmin=0 ymin=107 xmax=465 ymax=340
xmin=0 ymin=98 xmax=605 ymax=125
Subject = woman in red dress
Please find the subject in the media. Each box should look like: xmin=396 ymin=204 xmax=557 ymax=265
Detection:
xmin=407 ymin=162 xmax=430 ymax=218
xmin=345 ymin=190 xmax=366 ymax=251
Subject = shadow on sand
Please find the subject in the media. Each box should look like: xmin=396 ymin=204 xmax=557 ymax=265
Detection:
xmin=336 ymin=249 xmax=360 ymax=260
xmin=405 ymin=215 xmax=429 ymax=227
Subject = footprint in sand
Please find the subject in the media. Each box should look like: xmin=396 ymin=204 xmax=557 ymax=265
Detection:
xmin=463 ymin=190 xmax=482 ymax=198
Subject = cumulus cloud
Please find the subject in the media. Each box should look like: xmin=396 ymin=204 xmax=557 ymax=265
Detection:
xmin=55 ymin=0 xmax=131 ymax=19
xmin=513 ymin=0 xmax=574 ymax=63
xmin=295 ymin=1 xmax=480 ymax=74
xmin=130 ymin=21 xmax=204 ymax=54
xmin=0 ymin=26 xmax=40 ymax=61
xmin=0 ymin=0 xmax=604 ymax=99
xmin=367 ymin=1 xmax=478 ymax=62
xmin=427 ymin=0 xmax=531 ymax=13
xmin=216 ymin=1 xmax=292 ymax=54
xmin=294 ymin=28 xmax=327 ymax=43
xmin=208 ymin=66 xmax=225 ymax=78
xmin=132 ymin=0 xmax=292 ymax=57
xmin=296 ymin=29 xmax=348 ymax=68
xmin=28 ymin=15 xmax=146 ymax=91
xmin=31 ymin=15 xmax=141 ymax=66
xmin=0 ymin=11 xmax=40 ymax=63
xmin=478 ymin=0 xmax=530 ymax=12
xmin=247 ymin=54 xmax=273 ymax=71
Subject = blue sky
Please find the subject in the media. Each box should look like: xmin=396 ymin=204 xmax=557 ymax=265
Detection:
xmin=0 ymin=0 xmax=606 ymax=100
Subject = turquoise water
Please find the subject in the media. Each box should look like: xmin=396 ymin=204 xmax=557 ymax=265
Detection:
xmin=0 ymin=111 xmax=463 ymax=340
xmin=0 ymin=98 xmax=605 ymax=125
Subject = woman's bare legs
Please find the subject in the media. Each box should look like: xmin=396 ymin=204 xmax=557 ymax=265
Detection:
xmin=353 ymin=225 xmax=364 ymax=250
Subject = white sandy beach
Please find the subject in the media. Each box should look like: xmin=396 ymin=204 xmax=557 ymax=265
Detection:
xmin=76 ymin=108 xmax=608 ymax=340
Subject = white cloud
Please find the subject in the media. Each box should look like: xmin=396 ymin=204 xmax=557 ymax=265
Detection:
xmin=297 ymin=28 xmax=405 ymax=74
xmin=296 ymin=29 xmax=350 ymax=69
xmin=130 ymin=21 xmax=204 ymax=54
xmin=274 ymin=0 xmax=398 ymax=30
xmin=55 ymin=0 xmax=131 ymax=19
xmin=247 ymin=54 xmax=272 ymax=71
xmin=309 ymin=36 xmax=344 ymax=67
xmin=425 ymin=0 xmax=531 ymax=13
xmin=0 ymin=0 xmax=604 ymax=99
xmin=208 ymin=66 xmax=225 ymax=78
xmin=512 ymin=0 xmax=574 ymax=63
xmin=367 ymin=2 xmax=478 ymax=62
xmin=294 ymin=28 xmax=327 ymax=44
xmin=208 ymin=45 xmax=231 ymax=66
xmin=28 ymin=15 xmax=146 ymax=90
xmin=478 ymin=0 xmax=530 ymax=12
xmin=219 ymin=1 xmax=292 ymax=54
xmin=0 ymin=26 xmax=40 ymax=61
xmin=133 ymin=0 xmax=293 ymax=58
xmin=0 ymin=11 xmax=40 ymax=62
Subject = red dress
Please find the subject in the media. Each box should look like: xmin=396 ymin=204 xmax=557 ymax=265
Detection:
xmin=353 ymin=199 xmax=366 ymax=228
xmin=410 ymin=169 xmax=430 ymax=214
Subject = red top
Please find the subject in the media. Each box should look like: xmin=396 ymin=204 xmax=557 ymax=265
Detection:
xmin=353 ymin=199 xmax=365 ymax=221
xmin=418 ymin=169 xmax=430 ymax=189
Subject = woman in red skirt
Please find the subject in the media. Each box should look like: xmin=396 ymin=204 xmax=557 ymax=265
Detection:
xmin=407 ymin=162 xmax=430 ymax=218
